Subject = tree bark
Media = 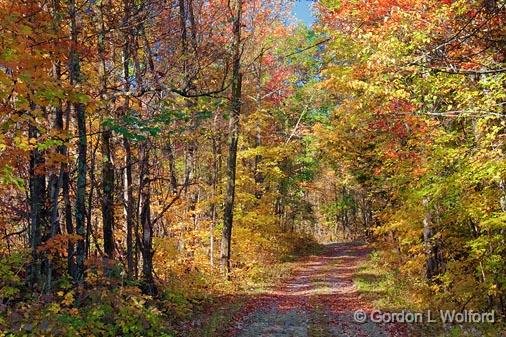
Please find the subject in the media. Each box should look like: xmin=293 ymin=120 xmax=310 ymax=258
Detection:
xmin=98 ymin=1 xmax=115 ymax=260
xmin=28 ymin=121 xmax=46 ymax=289
xmin=166 ymin=137 xmax=178 ymax=195
xmin=47 ymin=0 xmax=64 ymax=292
xmin=69 ymin=0 xmax=87 ymax=284
xmin=123 ymin=137 xmax=135 ymax=278
xmin=47 ymin=90 xmax=63 ymax=292
xmin=423 ymin=196 xmax=441 ymax=280
xmin=220 ymin=0 xmax=242 ymax=276
xmin=121 ymin=0 xmax=136 ymax=279
xmin=210 ymin=115 xmax=220 ymax=270
xmin=254 ymin=59 xmax=264 ymax=199
xmin=139 ymin=143 xmax=155 ymax=294
xmin=85 ymin=130 xmax=99 ymax=257
xmin=102 ymin=129 xmax=115 ymax=259
xmin=63 ymin=104 xmax=75 ymax=279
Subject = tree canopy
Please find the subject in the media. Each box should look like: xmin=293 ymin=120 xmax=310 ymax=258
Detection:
xmin=0 ymin=0 xmax=504 ymax=335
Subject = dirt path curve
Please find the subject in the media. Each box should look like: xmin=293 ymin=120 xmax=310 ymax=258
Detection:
xmin=228 ymin=242 xmax=407 ymax=337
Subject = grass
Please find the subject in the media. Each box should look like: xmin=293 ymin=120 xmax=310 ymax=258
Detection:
xmin=353 ymin=251 xmax=505 ymax=337
xmin=353 ymin=251 xmax=413 ymax=311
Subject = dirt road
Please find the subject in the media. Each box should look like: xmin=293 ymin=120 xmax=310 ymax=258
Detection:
xmin=229 ymin=242 xmax=407 ymax=337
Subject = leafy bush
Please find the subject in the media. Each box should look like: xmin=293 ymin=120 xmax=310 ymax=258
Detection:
xmin=1 ymin=284 xmax=175 ymax=337
xmin=0 ymin=251 xmax=28 ymax=303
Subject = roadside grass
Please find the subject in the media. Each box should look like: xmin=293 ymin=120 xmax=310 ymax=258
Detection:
xmin=353 ymin=250 xmax=505 ymax=337
xmin=353 ymin=250 xmax=413 ymax=311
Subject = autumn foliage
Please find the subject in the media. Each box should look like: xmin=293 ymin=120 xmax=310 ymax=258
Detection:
xmin=0 ymin=0 xmax=505 ymax=335
xmin=317 ymin=0 xmax=505 ymax=314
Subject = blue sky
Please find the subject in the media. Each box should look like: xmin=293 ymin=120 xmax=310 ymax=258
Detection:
xmin=291 ymin=0 xmax=316 ymax=26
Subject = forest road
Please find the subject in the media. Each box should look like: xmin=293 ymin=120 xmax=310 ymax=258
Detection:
xmin=229 ymin=242 xmax=407 ymax=337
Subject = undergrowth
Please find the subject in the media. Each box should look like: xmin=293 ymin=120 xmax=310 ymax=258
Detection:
xmin=0 ymin=235 xmax=321 ymax=337
xmin=353 ymin=250 xmax=505 ymax=337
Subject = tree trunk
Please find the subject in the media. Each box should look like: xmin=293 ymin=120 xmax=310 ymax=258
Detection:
xmin=178 ymin=0 xmax=200 ymax=246
xmin=102 ymin=129 xmax=115 ymax=259
xmin=220 ymin=0 xmax=242 ymax=276
xmin=69 ymin=0 xmax=87 ymax=284
xmin=85 ymin=132 xmax=99 ymax=257
xmin=98 ymin=1 xmax=115 ymax=261
xmin=29 ymin=121 xmax=46 ymax=289
xmin=210 ymin=115 xmax=220 ymax=270
xmin=47 ymin=0 xmax=64 ymax=292
xmin=123 ymin=137 xmax=135 ymax=278
xmin=121 ymin=0 xmax=135 ymax=279
xmin=139 ymin=143 xmax=155 ymax=294
xmin=254 ymin=59 xmax=264 ymax=199
xmin=423 ymin=196 xmax=441 ymax=280
xmin=63 ymin=104 xmax=75 ymax=279
xmin=166 ymin=137 xmax=178 ymax=195
xmin=47 ymin=91 xmax=63 ymax=293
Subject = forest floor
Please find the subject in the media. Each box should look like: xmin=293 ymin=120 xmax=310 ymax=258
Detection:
xmin=190 ymin=242 xmax=408 ymax=337
xmin=227 ymin=242 xmax=408 ymax=337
